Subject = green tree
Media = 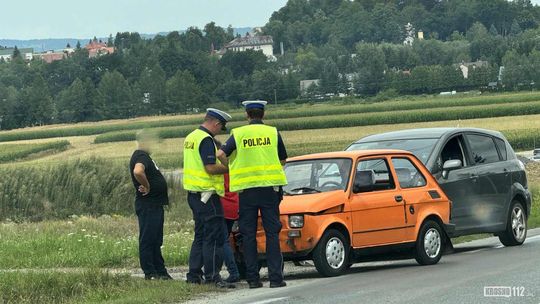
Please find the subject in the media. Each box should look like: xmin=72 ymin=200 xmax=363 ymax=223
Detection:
xmin=57 ymin=78 xmax=100 ymax=122
xmin=18 ymin=75 xmax=55 ymax=126
xmin=135 ymin=64 xmax=167 ymax=115
xmin=97 ymin=71 xmax=133 ymax=119
xmin=166 ymin=70 xmax=204 ymax=113
xmin=353 ymin=43 xmax=387 ymax=95
xmin=319 ymin=59 xmax=340 ymax=94
xmin=219 ymin=49 xmax=268 ymax=78
xmin=250 ymin=69 xmax=283 ymax=102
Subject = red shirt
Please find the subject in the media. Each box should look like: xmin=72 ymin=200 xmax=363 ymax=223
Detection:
xmin=221 ymin=174 xmax=239 ymax=220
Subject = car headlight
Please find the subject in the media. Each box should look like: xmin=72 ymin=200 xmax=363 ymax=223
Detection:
xmin=289 ymin=215 xmax=304 ymax=228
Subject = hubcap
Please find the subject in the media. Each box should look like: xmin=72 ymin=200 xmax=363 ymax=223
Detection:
xmin=511 ymin=206 xmax=526 ymax=241
xmin=424 ymin=228 xmax=441 ymax=259
xmin=325 ymin=237 xmax=345 ymax=269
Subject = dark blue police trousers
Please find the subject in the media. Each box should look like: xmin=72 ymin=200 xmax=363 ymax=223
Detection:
xmin=186 ymin=192 xmax=225 ymax=282
xmin=136 ymin=205 xmax=167 ymax=276
xmin=239 ymin=187 xmax=284 ymax=284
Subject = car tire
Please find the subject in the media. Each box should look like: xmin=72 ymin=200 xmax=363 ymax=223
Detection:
xmin=312 ymin=229 xmax=350 ymax=277
xmin=414 ymin=220 xmax=444 ymax=265
xmin=498 ymin=201 xmax=527 ymax=247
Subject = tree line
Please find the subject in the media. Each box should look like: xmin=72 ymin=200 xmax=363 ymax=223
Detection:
xmin=1 ymin=0 xmax=540 ymax=129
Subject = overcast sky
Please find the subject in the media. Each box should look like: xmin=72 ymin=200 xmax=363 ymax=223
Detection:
xmin=2 ymin=0 xmax=540 ymax=40
xmin=0 ymin=0 xmax=288 ymax=39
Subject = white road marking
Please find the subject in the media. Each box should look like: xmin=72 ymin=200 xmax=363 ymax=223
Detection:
xmin=525 ymin=234 xmax=540 ymax=242
xmin=249 ymin=297 xmax=290 ymax=304
xmin=463 ymin=232 xmax=540 ymax=253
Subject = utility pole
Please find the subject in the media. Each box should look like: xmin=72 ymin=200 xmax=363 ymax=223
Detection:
xmin=274 ymin=89 xmax=277 ymax=105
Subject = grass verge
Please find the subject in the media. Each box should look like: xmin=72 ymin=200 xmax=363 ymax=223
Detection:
xmin=0 ymin=216 xmax=192 ymax=269
xmin=0 ymin=270 xmax=213 ymax=304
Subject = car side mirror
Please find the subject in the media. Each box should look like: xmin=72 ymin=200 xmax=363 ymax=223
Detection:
xmin=442 ymin=159 xmax=462 ymax=179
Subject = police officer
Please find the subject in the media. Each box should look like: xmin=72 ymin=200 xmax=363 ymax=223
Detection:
xmin=217 ymin=100 xmax=288 ymax=289
xmin=130 ymin=129 xmax=172 ymax=280
xmin=183 ymin=108 xmax=234 ymax=288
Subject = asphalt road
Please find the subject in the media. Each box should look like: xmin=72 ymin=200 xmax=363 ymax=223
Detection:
xmin=188 ymin=228 xmax=540 ymax=304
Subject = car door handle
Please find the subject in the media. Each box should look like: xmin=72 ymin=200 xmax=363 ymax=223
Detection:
xmin=395 ymin=195 xmax=403 ymax=203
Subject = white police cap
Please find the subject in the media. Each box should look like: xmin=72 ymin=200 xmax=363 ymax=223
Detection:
xmin=241 ymin=100 xmax=268 ymax=110
xmin=206 ymin=108 xmax=232 ymax=123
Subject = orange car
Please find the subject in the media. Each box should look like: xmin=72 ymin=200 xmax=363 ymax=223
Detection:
xmin=233 ymin=150 xmax=454 ymax=277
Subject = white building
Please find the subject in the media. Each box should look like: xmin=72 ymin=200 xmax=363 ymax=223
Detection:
xmin=224 ymin=34 xmax=275 ymax=59
xmin=0 ymin=47 xmax=34 ymax=61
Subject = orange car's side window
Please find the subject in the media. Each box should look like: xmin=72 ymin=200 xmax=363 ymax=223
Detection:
xmin=353 ymin=158 xmax=396 ymax=193
xmin=391 ymin=158 xmax=427 ymax=189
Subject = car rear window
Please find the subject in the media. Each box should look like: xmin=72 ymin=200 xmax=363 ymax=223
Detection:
xmin=494 ymin=138 xmax=507 ymax=161
xmin=347 ymin=138 xmax=437 ymax=164
xmin=391 ymin=158 xmax=427 ymax=189
xmin=467 ymin=134 xmax=500 ymax=165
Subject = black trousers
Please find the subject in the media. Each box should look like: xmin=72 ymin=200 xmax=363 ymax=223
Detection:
xmin=186 ymin=193 xmax=225 ymax=282
xmin=239 ymin=187 xmax=283 ymax=284
xmin=136 ymin=205 xmax=167 ymax=276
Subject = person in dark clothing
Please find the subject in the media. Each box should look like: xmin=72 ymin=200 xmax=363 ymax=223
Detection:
xmin=218 ymin=100 xmax=288 ymax=289
xmin=130 ymin=129 xmax=172 ymax=280
xmin=183 ymin=108 xmax=235 ymax=289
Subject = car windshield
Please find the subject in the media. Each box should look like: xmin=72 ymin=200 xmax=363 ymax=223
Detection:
xmin=347 ymin=138 xmax=438 ymax=164
xmin=283 ymin=158 xmax=352 ymax=195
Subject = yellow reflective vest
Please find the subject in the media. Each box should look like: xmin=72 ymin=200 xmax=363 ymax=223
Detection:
xmin=182 ymin=129 xmax=225 ymax=196
xmin=228 ymin=124 xmax=287 ymax=192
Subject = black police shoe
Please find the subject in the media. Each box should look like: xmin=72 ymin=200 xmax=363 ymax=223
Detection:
xmin=248 ymin=281 xmax=263 ymax=289
xmin=213 ymin=280 xmax=236 ymax=289
xmin=269 ymin=281 xmax=287 ymax=288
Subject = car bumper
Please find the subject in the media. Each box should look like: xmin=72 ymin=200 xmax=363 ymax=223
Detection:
xmin=443 ymin=222 xmax=456 ymax=237
xmin=255 ymin=215 xmax=322 ymax=256
xmin=525 ymin=188 xmax=532 ymax=217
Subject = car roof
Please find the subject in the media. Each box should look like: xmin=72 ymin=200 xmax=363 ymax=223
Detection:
xmin=288 ymin=149 xmax=414 ymax=162
xmin=352 ymin=127 xmax=504 ymax=143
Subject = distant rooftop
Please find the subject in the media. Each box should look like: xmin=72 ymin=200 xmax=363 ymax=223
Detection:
xmin=225 ymin=35 xmax=273 ymax=48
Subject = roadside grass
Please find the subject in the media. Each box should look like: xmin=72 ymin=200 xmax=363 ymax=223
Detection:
xmin=2 ymin=91 xmax=540 ymax=143
xmin=0 ymin=140 xmax=70 ymax=163
xmin=0 ymin=215 xmax=192 ymax=269
xmin=0 ymin=270 xmax=214 ymax=304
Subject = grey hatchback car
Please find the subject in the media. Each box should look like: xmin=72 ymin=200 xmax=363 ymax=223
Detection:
xmin=347 ymin=128 xmax=532 ymax=246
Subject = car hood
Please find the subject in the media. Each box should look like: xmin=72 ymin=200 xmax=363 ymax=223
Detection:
xmin=280 ymin=191 xmax=349 ymax=215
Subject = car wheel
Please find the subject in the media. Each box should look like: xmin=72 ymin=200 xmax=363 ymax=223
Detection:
xmin=312 ymin=229 xmax=350 ymax=277
xmin=415 ymin=220 xmax=444 ymax=265
xmin=499 ymin=201 xmax=527 ymax=246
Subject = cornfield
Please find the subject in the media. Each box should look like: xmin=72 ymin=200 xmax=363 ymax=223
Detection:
xmin=3 ymin=91 xmax=540 ymax=142
xmin=0 ymin=141 xmax=70 ymax=163
xmin=94 ymin=100 xmax=540 ymax=143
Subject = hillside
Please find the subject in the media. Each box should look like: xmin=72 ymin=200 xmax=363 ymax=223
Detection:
xmin=3 ymin=0 xmax=540 ymax=131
